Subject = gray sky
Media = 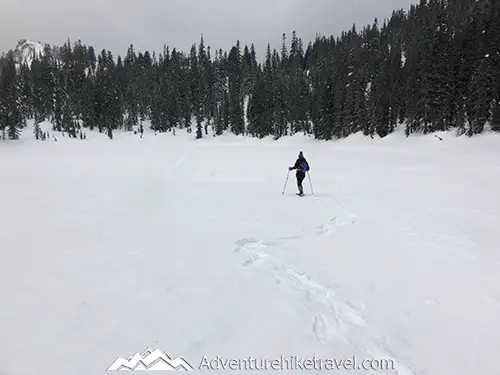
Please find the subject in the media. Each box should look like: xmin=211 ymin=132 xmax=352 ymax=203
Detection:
xmin=2 ymin=0 xmax=418 ymax=59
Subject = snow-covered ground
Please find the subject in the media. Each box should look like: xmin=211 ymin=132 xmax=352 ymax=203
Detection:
xmin=1 ymin=125 xmax=500 ymax=375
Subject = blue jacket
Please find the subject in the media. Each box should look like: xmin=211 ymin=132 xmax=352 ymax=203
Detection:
xmin=290 ymin=157 xmax=309 ymax=174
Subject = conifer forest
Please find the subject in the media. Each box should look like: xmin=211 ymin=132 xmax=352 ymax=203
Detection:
xmin=0 ymin=0 xmax=498 ymax=141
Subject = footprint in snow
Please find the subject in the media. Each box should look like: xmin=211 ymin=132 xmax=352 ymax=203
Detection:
xmin=234 ymin=238 xmax=274 ymax=253
xmin=317 ymin=215 xmax=356 ymax=236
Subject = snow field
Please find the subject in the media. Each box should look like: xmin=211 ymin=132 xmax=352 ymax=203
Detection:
xmin=0 ymin=125 xmax=499 ymax=374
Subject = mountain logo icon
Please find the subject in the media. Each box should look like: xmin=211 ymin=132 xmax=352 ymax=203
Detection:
xmin=107 ymin=348 xmax=194 ymax=371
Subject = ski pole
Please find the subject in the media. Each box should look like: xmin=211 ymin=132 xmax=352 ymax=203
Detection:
xmin=282 ymin=170 xmax=290 ymax=194
xmin=307 ymin=171 xmax=314 ymax=195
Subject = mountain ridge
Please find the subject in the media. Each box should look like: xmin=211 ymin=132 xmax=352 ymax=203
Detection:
xmin=12 ymin=39 xmax=49 ymax=66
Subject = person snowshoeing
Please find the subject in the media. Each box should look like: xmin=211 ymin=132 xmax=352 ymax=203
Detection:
xmin=289 ymin=151 xmax=310 ymax=196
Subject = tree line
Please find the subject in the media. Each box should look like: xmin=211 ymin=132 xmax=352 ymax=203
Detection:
xmin=0 ymin=0 xmax=498 ymax=141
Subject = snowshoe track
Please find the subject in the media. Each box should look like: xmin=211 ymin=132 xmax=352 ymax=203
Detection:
xmin=316 ymin=215 xmax=357 ymax=236
xmin=233 ymin=212 xmax=415 ymax=375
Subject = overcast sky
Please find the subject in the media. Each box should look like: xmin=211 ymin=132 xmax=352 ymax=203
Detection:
xmin=2 ymin=0 xmax=418 ymax=59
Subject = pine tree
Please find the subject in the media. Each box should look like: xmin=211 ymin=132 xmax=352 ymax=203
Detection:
xmin=167 ymin=48 xmax=182 ymax=130
xmin=315 ymin=76 xmax=336 ymax=140
xmin=189 ymin=44 xmax=203 ymax=139
xmin=62 ymin=97 xmax=75 ymax=137
xmin=34 ymin=119 xmax=41 ymax=140
xmin=227 ymin=42 xmax=244 ymax=135
xmin=466 ymin=57 xmax=494 ymax=135
xmin=198 ymin=35 xmax=212 ymax=133
xmin=124 ymin=45 xmax=139 ymax=130
xmin=485 ymin=0 xmax=500 ymax=131
xmin=0 ymin=51 xmax=23 ymax=139
xmin=82 ymin=76 xmax=97 ymax=131
xmin=18 ymin=62 xmax=33 ymax=122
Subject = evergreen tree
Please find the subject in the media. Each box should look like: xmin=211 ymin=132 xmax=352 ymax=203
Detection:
xmin=34 ymin=119 xmax=41 ymax=140
xmin=227 ymin=42 xmax=244 ymax=135
xmin=466 ymin=57 xmax=494 ymax=135
xmin=0 ymin=52 xmax=23 ymax=139
xmin=189 ymin=44 xmax=203 ymax=139
xmin=124 ymin=45 xmax=139 ymax=130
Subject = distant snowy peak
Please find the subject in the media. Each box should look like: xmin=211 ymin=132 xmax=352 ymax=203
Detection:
xmin=13 ymin=39 xmax=49 ymax=66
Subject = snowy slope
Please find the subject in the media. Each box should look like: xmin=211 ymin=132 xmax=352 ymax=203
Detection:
xmin=0 ymin=126 xmax=500 ymax=375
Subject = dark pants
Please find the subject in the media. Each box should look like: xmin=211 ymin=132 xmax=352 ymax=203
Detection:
xmin=296 ymin=172 xmax=305 ymax=194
